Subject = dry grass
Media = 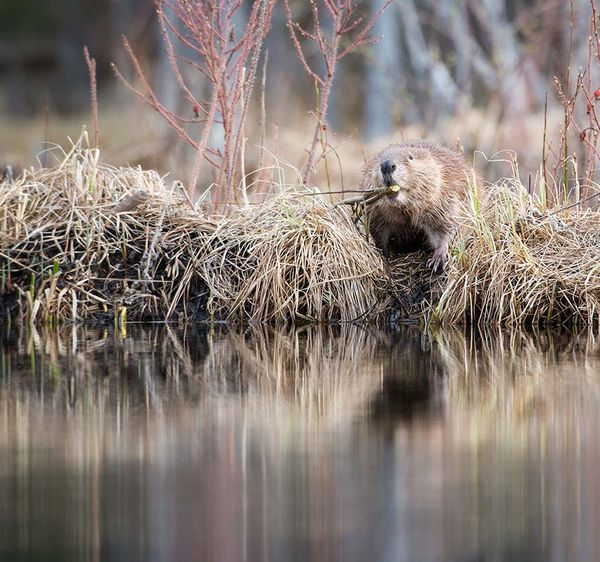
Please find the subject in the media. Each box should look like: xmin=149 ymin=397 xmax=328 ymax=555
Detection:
xmin=0 ymin=135 xmax=388 ymax=324
xmin=0 ymin=136 xmax=599 ymax=327
xmin=436 ymin=180 xmax=600 ymax=327
xmin=203 ymin=195 xmax=388 ymax=322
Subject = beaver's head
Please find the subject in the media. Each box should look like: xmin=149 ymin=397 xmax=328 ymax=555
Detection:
xmin=375 ymin=146 xmax=443 ymax=207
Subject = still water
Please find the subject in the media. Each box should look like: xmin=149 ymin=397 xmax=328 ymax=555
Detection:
xmin=0 ymin=324 xmax=599 ymax=562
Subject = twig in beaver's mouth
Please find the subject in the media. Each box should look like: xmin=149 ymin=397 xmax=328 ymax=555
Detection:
xmin=336 ymin=184 xmax=400 ymax=206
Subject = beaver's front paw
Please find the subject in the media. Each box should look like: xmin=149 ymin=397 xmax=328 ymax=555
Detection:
xmin=427 ymin=248 xmax=447 ymax=274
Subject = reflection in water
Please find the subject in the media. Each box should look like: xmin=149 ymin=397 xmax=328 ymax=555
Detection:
xmin=0 ymin=325 xmax=599 ymax=561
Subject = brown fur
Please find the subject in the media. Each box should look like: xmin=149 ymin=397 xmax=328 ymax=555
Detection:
xmin=360 ymin=139 xmax=479 ymax=272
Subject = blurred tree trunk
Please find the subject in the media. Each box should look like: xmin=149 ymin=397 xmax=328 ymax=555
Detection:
xmin=446 ymin=0 xmax=472 ymax=93
xmin=110 ymin=0 xmax=138 ymax=96
xmin=435 ymin=0 xmax=496 ymax=103
xmin=470 ymin=0 xmax=542 ymax=112
xmin=56 ymin=0 xmax=88 ymax=112
xmin=364 ymin=0 xmax=413 ymax=142
xmin=264 ymin=4 xmax=297 ymax=121
xmin=570 ymin=0 xmax=593 ymax=82
xmin=398 ymin=0 xmax=458 ymax=124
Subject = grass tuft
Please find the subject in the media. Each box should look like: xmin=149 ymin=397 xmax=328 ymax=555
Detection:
xmin=436 ymin=179 xmax=600 ymax=327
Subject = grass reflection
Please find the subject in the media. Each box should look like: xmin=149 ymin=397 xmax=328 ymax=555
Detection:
xmin=0 ymin=324 xmax=598 ymax=444
xmin=0 ymin=325 xmax=599 ymax=561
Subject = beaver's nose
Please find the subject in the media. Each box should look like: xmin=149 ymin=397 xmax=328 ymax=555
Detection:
xmin=380 ymin=159 xmax=396 ymax=176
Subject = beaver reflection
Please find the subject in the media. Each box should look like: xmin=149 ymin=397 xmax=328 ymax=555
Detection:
xmin=368 ymin=329 xmax=446 ymax=426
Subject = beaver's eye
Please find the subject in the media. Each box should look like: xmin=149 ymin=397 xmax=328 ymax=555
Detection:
xmin=408 ymin=154 xmax=414 ymax=160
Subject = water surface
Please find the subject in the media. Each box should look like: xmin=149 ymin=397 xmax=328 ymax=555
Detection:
xmin=1 ymin=325 xmax=599 ymax=562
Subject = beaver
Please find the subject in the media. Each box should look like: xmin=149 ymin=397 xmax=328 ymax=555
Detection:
xmin=360 ymin=139 xmax=478 ymax=273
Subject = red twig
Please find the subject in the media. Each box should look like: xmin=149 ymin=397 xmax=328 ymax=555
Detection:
xmin=283 ymin=0 xmax=393 ymax=185
xmin=83 ymin=46 xmax=99 ymax=148
xmin=552 ymin=0 xmax=600 ymax=207
xmin=113 ymin=0 xmax=275 ymax=212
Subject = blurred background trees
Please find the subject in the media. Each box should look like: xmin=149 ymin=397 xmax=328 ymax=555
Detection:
xmin=0 ymin=0 xmax=596 ymax=191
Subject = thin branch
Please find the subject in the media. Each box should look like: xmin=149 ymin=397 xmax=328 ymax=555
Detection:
xmin=83 ymin=46 xmax=99 ymax=148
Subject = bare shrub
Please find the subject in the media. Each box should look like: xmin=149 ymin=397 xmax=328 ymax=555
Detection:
xmin=549 ymin=0 xmax=600 ymax=208
xmin=112 ymin=0 xmax=276 ymax=209
xmin=283 ymin=0 xmax=393 ymax=185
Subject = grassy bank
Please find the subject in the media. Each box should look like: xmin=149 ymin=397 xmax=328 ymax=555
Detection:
xmin=1 ymin=140 xmax=599 ymax=328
